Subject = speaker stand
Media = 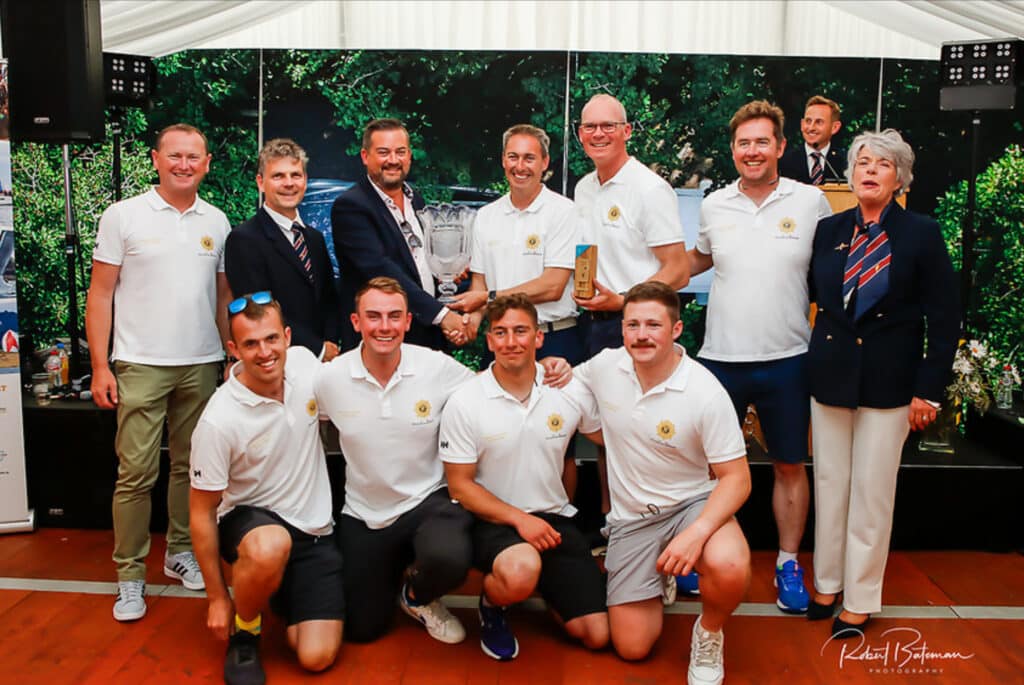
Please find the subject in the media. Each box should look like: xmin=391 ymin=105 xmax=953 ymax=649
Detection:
xmin=962 ymin=111 xmax=980 ymax=333
xmin=61 ymin=144 xmax=82 ymax=373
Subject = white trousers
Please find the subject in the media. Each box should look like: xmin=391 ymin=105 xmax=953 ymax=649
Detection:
xmin=810 ymin=399 xmax=910 ymax=614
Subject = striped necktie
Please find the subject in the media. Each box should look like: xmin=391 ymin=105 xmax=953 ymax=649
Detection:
xmin=291 ymin=222 xmax=313 ymax=280
xmin=810 ymin=152 xmax=824 ymax=185
xmin=842 ymin=220 xmax=890 ymax=320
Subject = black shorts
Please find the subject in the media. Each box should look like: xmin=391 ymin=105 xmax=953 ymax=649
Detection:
xmin=473 ymin=513 xmax=606 ymax=622
xmin=218 ymin=505 xmax=345 ymax=626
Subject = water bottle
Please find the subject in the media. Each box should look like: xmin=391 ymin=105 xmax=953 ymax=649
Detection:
xmin=56 ymin=342 xmax=70 ymax=385
xmin=44 ymin=349 xmax=62 ymax=389
xmin=996 ymin=365 xmax=1014 ymax=410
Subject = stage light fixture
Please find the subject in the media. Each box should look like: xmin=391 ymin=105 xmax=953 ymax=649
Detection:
xmin=940 ymin=39 xmax=1022 ymax=111
xmin=103 ymin=52 xmax=156 ymax=107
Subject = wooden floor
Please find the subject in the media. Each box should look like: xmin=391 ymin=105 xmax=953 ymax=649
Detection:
xmin=1 ymin=529 xmax=1023 ymax=684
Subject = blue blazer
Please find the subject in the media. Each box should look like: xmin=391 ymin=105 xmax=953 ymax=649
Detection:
xmin=779 ymin=145 xmax=847 ymax=184
xmin=807 ymin=204 xmax=960 ymax=409
xmin=225 ymin=208 xmax=341 ymax=354
xmin=330 ymin=175 xmax=443 ymax=351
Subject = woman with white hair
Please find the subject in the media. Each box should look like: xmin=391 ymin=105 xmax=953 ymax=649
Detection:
xmin=805 ymin=129 xmax=960 ymax=637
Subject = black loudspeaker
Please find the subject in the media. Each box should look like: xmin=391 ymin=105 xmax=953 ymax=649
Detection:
xmin=939 ymin=39 xmax=1022 ymax=111
xmin=1 ymin=0 xmax=105 ymax=143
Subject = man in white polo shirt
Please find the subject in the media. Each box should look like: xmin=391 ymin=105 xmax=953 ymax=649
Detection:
xmin=86 ymin=123 xmax=232 ymax=622
xmin=190 ymin=294 xmax=343 ymax=685
xmin=317 ymin=277 xmax=572 ymax=645
xmin=574 ymin=282 xmax=750 ymax=685
xmin=687 ymin=100 xmax=832 ymax=615
xmin=572 ymin=93 xmax=690 ymax=356
xmin=441 ymin=295 xmax=608 ymax=661
xmin=449 ymin=124 xmax=581 ymax=364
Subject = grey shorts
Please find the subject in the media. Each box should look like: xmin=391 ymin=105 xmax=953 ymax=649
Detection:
xmin=605 ymin=491 xmax=711 ymax=607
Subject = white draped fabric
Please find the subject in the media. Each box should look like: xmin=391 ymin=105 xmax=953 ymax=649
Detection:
xmin=94 ymin=0 xmax=1024 ymax=59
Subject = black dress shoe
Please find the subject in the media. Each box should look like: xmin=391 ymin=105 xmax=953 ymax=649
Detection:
xmin=831 ymin=614 xmax=871 ymax=639
xmin=807 ymin=598 xmax=838 ymax=621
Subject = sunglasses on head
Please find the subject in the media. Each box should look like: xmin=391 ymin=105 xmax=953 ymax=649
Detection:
xmin=228 ymin=291 xmax=273 ymax=316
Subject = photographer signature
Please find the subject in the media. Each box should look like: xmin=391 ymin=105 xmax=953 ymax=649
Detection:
xmin=820 ymin=627 xmax=975 ymax=670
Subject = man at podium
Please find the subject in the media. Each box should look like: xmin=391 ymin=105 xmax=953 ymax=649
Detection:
xmin=779 ymin=95 xmax=846 ymax=185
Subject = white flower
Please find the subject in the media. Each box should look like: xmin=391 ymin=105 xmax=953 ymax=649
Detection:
xmin=953 ymin=358 xmax=973 ymax=375
xmin=968 ymin=340 xmax=986 ymax=358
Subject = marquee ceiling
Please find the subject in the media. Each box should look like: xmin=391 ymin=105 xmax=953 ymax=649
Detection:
xmin=95 ymin=0 xmax=1024 ymax=60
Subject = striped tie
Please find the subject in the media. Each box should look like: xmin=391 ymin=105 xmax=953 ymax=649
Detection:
xmin=291 ymin=222 xmax=313 ymax=280
xmin=810 ymin=152 xmax=824 ymax=185
xmin=842 ymin=220 xmax=890 ymax=320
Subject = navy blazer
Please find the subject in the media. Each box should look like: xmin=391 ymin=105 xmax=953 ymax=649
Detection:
xmin=225 ymin=208 xmax=341 ymax=354
xmin=807 ymin=204 xmax=960 ymax=409
xmin=330 ymin=175 xmax=443 ymax=351
xmin=779 ymin=144 xmax=847 ymax=185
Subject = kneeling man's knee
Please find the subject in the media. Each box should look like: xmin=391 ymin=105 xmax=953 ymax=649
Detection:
xmin=567 ymin=614 xmax=610 ymax=651
xmin=613 ymin=634 xmax=654 ymax=661
xmin=297 ymin=641 xmax=339 ymax=672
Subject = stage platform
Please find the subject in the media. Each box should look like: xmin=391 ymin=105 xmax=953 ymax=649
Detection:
xmin=19 ymin=396 xmax=1024 ymax=552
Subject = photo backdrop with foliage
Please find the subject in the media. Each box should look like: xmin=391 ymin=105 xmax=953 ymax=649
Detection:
xmin=10 ymin=48 xmax=1023 ymax=370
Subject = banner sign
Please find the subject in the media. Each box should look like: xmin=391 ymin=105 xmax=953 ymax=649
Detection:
xmin=0 ymin=59 xmax=35 ymax=533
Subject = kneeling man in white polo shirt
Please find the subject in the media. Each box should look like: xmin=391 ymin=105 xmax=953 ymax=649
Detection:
xmin=574 ymin=282 xmax=751 ymax=685
xmin=190 ymin=293 xmax=343 ymax=685
xmin=317 ymin=278 xmax=573 ymax=645
xmin=315 ymin=276 xmax=476 ymax=645
xmin=440 ymin=295 xmax=609 ymax=661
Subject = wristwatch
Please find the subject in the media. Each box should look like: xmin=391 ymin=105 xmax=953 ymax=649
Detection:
xmin=488 ymin=290 xmax=497 ymax=303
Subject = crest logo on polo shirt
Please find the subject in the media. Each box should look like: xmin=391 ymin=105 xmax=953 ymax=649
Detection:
xmin=414 ymin=400 xmax=432 ymax=418
xmin=607 ymin=205 xmax=621 ymax=222
xmin=547 ymin=413 xmax=564 ymax=432
xmin=306 ymin=399 xmax=317 ymax=417
xmin=200 ymin=235 xmax=215 ymax=251
xmin=656 ymin=420 xmax=676 ymax=441
xmin=525 ymin=234 xmax=541 ymax=251
xmin=776 ymin=218 xmax=798 ymax=240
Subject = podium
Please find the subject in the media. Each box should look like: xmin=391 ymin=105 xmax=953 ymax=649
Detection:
xmin=820 ymin=183 xmax=907 ymax=213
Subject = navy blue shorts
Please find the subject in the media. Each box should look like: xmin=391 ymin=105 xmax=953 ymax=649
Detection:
xmin=219 ymin=506 xmax=345 ymax=625
xmin=698 ymin=354 xmax=809 ymax=464
xmin=579 ymin=311 xmax=623 ymax=360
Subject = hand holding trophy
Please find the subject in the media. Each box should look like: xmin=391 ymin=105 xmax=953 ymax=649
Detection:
xmin=416 ymin=203 xmax=476 ymax=303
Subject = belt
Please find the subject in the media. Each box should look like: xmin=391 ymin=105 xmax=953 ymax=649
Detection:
xmin=539 ymin=316 xmax=577 ymax=333
xmin=585 ymin=310 xmax=623 ymax=322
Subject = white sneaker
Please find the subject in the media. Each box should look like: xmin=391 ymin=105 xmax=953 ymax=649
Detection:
xmin=164 ymin=550 xmax=205 ymax=590
xmin=688 ymin=616 xmax=725 ymax=685
xmin=113 ymin=580 xmax=147 ymax=622
xmin=661 ymin=574 xmax=677 ymax=605
xmin=399 ymin=585 xmax=466 ymax=644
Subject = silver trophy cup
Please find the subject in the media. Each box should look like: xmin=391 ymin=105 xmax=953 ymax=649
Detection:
xmin=416 ymin=203 xmax=476 ymax=303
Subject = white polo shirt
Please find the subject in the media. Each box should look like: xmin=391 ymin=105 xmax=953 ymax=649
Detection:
xmin=316 ymin=343 xmax=475 ymax=529
xmin=574 ymin=345 xmax=746 ymax=525
xmin=93 ymin=188 xmax=230 ymax=365
xmin=471 ymin=187 xmax=579 ymax=324
xmin=439 ymin=365 xmax=600 ymax=516
xmin=696 ymin=178 xmax=832 ymax=362
xmin=573 ymin=157 xmax=685 ymax=294
xmin=189 ymin=346 xmax=333 ymax=536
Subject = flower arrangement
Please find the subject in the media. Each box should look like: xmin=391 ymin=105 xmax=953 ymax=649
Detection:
xmin=947 ymin=339 xmax=1016 ymax=417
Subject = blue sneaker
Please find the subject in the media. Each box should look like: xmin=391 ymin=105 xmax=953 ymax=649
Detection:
xmin=774 ymin=560 xmax=810 ymax=613
xmin=478 ymin=595 xmax=519 ymax=660
xmin=677 ymin=571 xmax=700 ymax=597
